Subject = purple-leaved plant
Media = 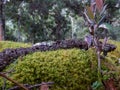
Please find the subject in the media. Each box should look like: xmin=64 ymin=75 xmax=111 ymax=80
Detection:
xmin=83 ymin=0 xmax=115 ymax=73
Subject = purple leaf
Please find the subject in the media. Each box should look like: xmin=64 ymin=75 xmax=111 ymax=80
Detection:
xmin=84 ymin=35 xmax=93 ymax=47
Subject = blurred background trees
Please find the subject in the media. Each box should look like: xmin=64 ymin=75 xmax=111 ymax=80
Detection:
xmin=0 ymin=0 xmax=119 ymax=43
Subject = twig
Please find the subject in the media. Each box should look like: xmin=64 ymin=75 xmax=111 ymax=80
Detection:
xmin=0 ymin=72 xmax=28 ymax=90
xmin=28 ymin=82 xmax=54 ymax=89
xmin=8 ymin=82 xmax=54 ymax=90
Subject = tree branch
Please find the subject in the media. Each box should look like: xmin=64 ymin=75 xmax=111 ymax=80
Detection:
xmin=0 ymin=39 xmax=116 ymax=72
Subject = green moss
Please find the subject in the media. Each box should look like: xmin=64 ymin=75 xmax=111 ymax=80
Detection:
xmin=1 ymin=49 xmax=98 ymax=90
xmin=0 ymin=41 xmax=31 ymax=52
xmin=107 ymin=40 xmax=120 ymax=58
xmin=0 ymin=40 xmax=120 ymax=89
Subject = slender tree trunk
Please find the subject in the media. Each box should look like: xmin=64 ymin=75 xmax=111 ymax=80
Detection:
xmin=0 ymin=0 xmax=5 ymax=41
xmin=69 ymin=15 xmax=77 ymax=39
xmin=0 ymin=22 xmax=3 ymax=40
xmin=17 ymin=15 xmax=21 ymax=42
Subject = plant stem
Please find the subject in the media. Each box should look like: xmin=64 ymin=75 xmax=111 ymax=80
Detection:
xmin=97 ymin=50 xmax=101 ymax=73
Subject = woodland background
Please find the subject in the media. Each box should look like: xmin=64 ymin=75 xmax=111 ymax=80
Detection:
xmin=0 ymin=0 xmax=120 ymax=43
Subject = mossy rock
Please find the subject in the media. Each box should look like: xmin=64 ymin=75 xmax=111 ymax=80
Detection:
xmin=0 ymin=40 xmax=120 ymax=89
xmin=2 ymin=48 xmax=119 ymax=90
xmin=0 ymin=49 xmax=99 ymax=90
xmin=0 ymin=41 xmax=31 ymax=52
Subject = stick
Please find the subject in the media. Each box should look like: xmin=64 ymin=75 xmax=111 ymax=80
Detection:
xmin=0 ymin=72 xmax=28 ymax=90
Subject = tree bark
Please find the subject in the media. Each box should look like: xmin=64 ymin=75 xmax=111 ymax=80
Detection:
xmin=0 ymin=0 xmax=5 ymax=41
xmin=0 ymin=22 xmax=3 ymax=40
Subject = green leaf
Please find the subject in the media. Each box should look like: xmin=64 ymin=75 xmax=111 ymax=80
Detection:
xmin=92 ymin=81 xmax=102 ymax=90
xmin=98 ymin=23 xmax=112 ymax=30
xmin=86 ymin=6 xmax=94 ymax=19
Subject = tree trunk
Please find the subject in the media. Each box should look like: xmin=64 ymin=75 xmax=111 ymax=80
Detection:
xmin=0 ymin=22 xmax=3 ymax=40
xmin=0 ymin=0 xmax=5 ymax=41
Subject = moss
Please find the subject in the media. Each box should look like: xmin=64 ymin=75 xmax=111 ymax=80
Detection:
xmin=107 ymin=40 xmax=120 ymax=58
xmin=0 ymin=41 xmax=31 ymax=52
xmin=0 ymin=40 xmax=120 ymax=89
xmin=0 ymin=49 xmax=98 ymax=90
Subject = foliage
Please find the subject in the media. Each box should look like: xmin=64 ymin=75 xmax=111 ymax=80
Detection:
xmin=92 ymin=81 xmax=102 ymax=90
xmin=82 ymin=1 xmax=119 ymax=89
xmin=2 ymin=0 xmax=119 ymax=43
xmin=4 ymin=0 xmax=71 ymax=43
xmin=0 ymin=0 xmax=119 ymax=89
xmin=82 ymin=0 xmax=109 ymax=73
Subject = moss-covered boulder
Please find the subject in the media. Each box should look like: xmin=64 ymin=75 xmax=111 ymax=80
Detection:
xmin=0 ymin=49 xmax=98 ymax=90
xmin=0 ymin=40 xmax=120 ymax=90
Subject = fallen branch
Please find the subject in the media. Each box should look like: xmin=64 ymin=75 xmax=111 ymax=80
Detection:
xmin=0 ymin=39 xmax=116 ymax=71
